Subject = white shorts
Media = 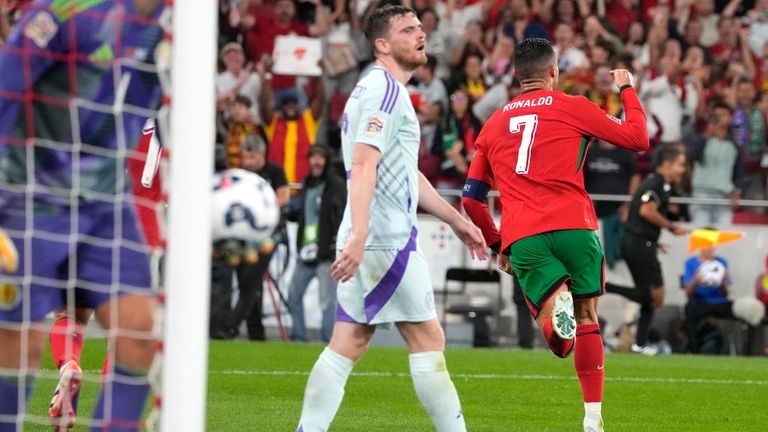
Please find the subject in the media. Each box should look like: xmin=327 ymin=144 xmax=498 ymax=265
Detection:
xmin=336 ymin=230 xmax=436 ymax=327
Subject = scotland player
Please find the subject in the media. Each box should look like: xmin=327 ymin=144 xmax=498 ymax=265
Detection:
xmin=0 ymin=1 xmax=166 ymax=430
xmin=295 ymin=5 xmax=487 ymax=432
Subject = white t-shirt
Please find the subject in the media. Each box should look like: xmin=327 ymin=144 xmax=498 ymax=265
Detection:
xmin=216 ymin=70 xmax=262 ymax=122
xmin=640 ymin=74 xmax=698 ymax=142
xmin=554 ymin=45 xmax=587 ymax=72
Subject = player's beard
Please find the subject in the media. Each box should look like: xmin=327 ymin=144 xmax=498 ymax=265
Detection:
xmin=393 ymin=47 xmax=427 ymax=72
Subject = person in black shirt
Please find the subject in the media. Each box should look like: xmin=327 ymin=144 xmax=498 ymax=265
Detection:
xmin=286 ymin=145 xmax=347 ymax=342
xmin=605 ymin=145 xmax=688 ymax=355
xmin=227 ymin=135 xmax=290 ymax=340
xmin=583 ymin=139 xmax=641 ymax=269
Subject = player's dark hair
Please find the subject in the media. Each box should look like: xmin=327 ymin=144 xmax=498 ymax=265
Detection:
xmin=513 ymin=38 xmax=556 ymax=81
xmin=655 ymin=144 xmax=684 ymax=166
xmin=364 ymin=4 xmax=416 ymax=49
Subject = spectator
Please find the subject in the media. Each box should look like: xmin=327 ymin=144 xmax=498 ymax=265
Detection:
xmin=454 ymin=53 xmax=488 ymax=102
xmin=674 ymin=0 xmax=733 ymax=48
xmin=505 ymin=0 xmax=549 ymax=43
xmin=450 ymin=21 xmax=491 ymax=75
xmin=434 ymin=87 xmax=481 ymax=196
xmin=682 ymin=244 xmax=735 ymax=354
xmin=216 ymin=42 xmax=262 ymax=123
xmin=553 ymin=21 xmax=588 ymax=75
xmin=224 ymin=95 xmax=261 ymax=169
xmin=226 ymin=136 xmax=290 ymax=340
xmin=710 ymin=16 xmax=756 ymax=77
xmin=623 ymin=21 xmax=648 ymax=64
xmin=640 ymin=49 xmax=698 ymax=146
xmin=439 ymin=0 xmax=493 ymax=40
xmin=587 ymin=65 xmax=623 ymax=117
xmin=472 ymin=68 xmax=521 ymax=123
xmin=729 ymin=78 xmax=767 ymax=203
xmin=744 ymin=0 xmax=768 ymax=58
xmin=551 ymin=0 xmax=581 ymax=33
xmin=689 ymin=101 xmax=742 ymax=226
xmin=287 ymin=146 xmax=346 ymax=343
xmin=413 ymin=54 xmax=449 ymax=169
xmin=583 ymin=139 xmax=640 ymax=269
xmin=419 ymin=7 xmax=452 ymax=80
xmin=582 ymin=14 xmax=624 ymax=58
xmin=260 ymin=71 xmax=325 ymax=185
xmin=605 ymin=0 xmax=639 ymax=40
xmin=236 ymin=0 xmax=331 ymax=99
xmin=483 ymin=32 xmax=515 ymax=83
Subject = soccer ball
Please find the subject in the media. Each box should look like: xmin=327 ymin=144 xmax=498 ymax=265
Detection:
xmin=211 ymin=169 xmax=279 ymax=243
xmin=698 ymin=259 xmax=726 ymax=287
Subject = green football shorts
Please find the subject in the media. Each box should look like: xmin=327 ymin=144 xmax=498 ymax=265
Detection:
xmin=509 ymin=229 xmax=604 ymax=318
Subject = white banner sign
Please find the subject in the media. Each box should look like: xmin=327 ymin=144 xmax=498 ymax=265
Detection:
xmin=272 ymin=35 xmax=322 ymax=77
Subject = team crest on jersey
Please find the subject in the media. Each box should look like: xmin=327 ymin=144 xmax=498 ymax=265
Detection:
xmin=24 ymin=11 xmax=58 ymax=48
xmin=606 ymin=114 xmax=622 ymax=125
xmin=351 ymin=85 xmax=366 ymax=99
xmin=365 ymin=116 xmax=384 ymax=135
xmin=0 ymin=283 xmax=20 ymax=311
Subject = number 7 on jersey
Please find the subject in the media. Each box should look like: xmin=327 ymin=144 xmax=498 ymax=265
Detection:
xmin=510 ymin=114 xmax=539 ymax=175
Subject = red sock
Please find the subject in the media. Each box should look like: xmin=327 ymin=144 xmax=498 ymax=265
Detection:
xmin=542 ymin=318 xmax=575 ymax=358
xmin=50 ymin=317 xmax=84 ymax=369
xmin=574 ymin=323 xmax=604 ymax=403
xmin=102 ymin=353 xmax=112 ymax=383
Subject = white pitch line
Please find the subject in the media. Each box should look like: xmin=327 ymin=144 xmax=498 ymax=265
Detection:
xmin=208 ymin=370 xmax=768 ymax=386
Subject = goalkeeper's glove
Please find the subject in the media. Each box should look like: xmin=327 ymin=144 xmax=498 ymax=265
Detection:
xmin=0 ymin=228 xmax=19 ymax=273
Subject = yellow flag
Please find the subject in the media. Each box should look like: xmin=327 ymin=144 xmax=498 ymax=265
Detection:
xmin=688 ymin=228 xmax=744 ymax=253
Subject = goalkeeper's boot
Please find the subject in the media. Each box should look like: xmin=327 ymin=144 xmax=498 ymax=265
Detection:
xmin=49 ymin=360 xmax=82 ymax=431
xmin=552 ymin=290 xmax=576 ymax=340
xmin=584 ymin=414 xmax=604 ymax=432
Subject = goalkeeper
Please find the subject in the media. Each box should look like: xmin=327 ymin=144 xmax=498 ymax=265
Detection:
xmin=0 ymin=1 xmax=166 ymax=431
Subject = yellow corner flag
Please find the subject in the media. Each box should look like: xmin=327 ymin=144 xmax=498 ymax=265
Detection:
xmin=688 ymin=228 xmax=745 ymax=253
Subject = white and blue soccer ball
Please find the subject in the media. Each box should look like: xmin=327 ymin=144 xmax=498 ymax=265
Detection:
xmin=698 ymin=259 xmax=726 ymax=287
xmin=211 ymin=169 xmax=279 ymax=243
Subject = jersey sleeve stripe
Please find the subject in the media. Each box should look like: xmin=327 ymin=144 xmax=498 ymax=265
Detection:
xmin=379 ymin=71 xmax=393 ymax=112
xmin=384 ymin=82 xmax=400 ymax=114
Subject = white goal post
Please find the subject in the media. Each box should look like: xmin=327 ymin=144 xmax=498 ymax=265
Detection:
xmin=162 ymin=1 xmax=217 ymax=430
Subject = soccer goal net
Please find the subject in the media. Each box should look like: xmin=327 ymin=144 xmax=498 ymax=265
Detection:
xmin=0 ymin=1 xmax=215 ymax=431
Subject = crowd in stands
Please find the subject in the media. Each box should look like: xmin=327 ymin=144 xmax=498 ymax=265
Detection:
xmin=207 ymin=0 xmax=768 ymax=348
xmin=5 ymin=0 xmax=764 ymax=349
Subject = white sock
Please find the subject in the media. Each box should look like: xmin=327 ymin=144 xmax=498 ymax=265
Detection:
xmin=584 ymin=402 xmax=603 ymax=430
xmin=409 ymin=351 xmax=467 ymax=432
xmin=584 ymin=402 xmax=602 ymax=416
xmin=297 ymin=347 xmax=354 ymax=432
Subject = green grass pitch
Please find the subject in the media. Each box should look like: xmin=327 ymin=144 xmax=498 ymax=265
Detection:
xmin=22 ymin=340 xmax=768 ymax=431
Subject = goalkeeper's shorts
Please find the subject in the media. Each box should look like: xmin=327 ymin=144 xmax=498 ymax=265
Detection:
xmin=335 ymin=227 xmax=437 ymax=328
xmin=0 ymin=202 xmax=153 ymax=323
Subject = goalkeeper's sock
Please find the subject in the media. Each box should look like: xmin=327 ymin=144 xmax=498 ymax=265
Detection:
xmin=575 ymin=323 xmax=604 ymax=404
xmin=50 ymin=316 xmax=84 ymax=369
xmin=91 ymin=365 xmax=150 ymax=432
xmin=543 ymin=318 xmax=575 ymax=358
xmin=409 ymin=351 xmax=467 ymax=432
xmin=0 ymin=373 xmax=34 ymax=432
xmin=297 ymin=347 xmax=354 ymax=432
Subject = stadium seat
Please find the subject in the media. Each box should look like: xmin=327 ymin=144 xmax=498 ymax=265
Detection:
xmin=439 ymin=268 xmax=503 ymax=347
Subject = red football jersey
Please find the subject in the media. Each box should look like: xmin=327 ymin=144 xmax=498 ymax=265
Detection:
xmin=464 ymin=87 xmax=648 ymax=251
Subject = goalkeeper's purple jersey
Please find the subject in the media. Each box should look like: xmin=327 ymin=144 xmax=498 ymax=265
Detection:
xmin=0 ymin=0 xmax=166 ymax=213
